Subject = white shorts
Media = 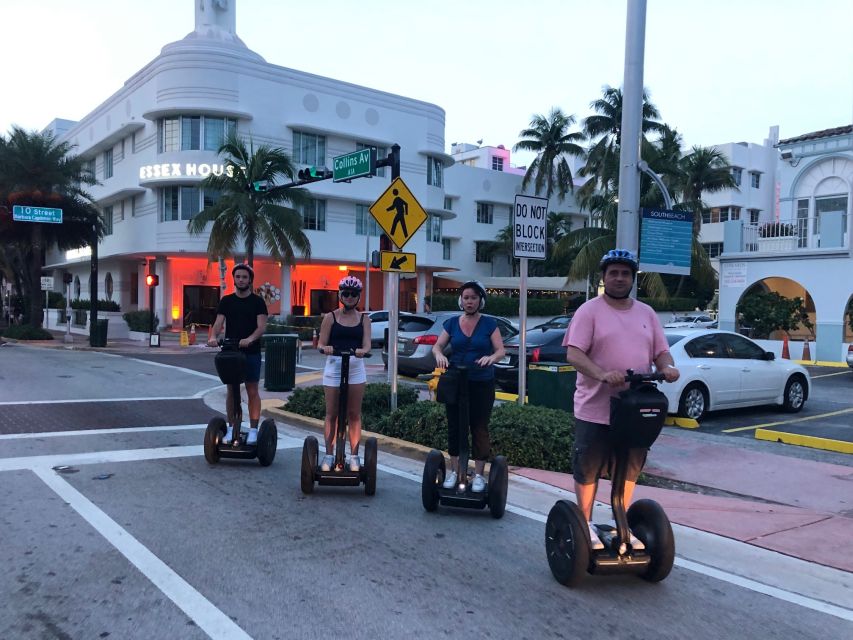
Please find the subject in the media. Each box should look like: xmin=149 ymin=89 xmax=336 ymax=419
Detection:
xmin=322 ymin=356 xmax=367 ymax=387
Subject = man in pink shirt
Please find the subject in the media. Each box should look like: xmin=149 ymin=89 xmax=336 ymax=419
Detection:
xmin=562 ymin=249 xmax=679 ymax=550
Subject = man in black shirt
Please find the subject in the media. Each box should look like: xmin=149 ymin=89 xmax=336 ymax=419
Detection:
xmin=208 ymin=263 xmax=268 ymax=444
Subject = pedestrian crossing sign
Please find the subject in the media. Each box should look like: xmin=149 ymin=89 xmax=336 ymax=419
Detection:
xmin=368 ymin=177 xmax=428 ymax=249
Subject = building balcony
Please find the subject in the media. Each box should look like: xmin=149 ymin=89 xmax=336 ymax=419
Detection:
xmin=723 ymin=213 xmax=849 ymax=256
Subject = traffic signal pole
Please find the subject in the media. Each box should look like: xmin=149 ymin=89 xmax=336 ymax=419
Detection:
xmin=89 ymin=221 xmax=98 ymax=347
xmin=382 ymin=145 xmax=401 ymax=410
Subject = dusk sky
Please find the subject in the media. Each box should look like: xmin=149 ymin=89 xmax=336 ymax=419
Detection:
xmin=2 ymin=0 xmax=851 ymax=167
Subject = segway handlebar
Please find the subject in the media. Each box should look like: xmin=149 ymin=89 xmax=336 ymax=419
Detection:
xmin=320 ymin=347 xmax=372 ymax=358
xmin=217 ymin=337 xmax=241 ymax=350
xmin=623 ymin=369 xmax=667 ymax=384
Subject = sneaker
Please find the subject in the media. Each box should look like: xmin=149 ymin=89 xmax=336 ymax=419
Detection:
xmin=222 ymin=426 xmax=233 ymax=443
xmin=247 ymin=428 xmax=258 ymax=445
xmin=442 ymin=470 xmax=458 ymax=489
xmin=587 ymin=522 xmax=605 ymax=550
xmin=320 ymin=454 xmax=334 ymax=472
xmin=471 ymin=474 xmax=486 ymax=492
xmin=628 ymin=529 xmax=645 ymax=551
xmin=349 ymin=455 xmax=361 ymax=472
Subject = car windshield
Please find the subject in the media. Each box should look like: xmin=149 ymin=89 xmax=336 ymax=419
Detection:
xmin=666 ymin=333 xmax=687 ymax=347
xmin=506 ymin=328 xmax=563 ymax=347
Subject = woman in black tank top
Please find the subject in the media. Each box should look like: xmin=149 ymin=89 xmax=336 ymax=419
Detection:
xmin=317 ymin=276 xmax=372 ymax=472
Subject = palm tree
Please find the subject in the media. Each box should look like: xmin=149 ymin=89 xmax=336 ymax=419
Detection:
xmin=578 ymin=85 xmax=665 ymax=199
xmin=675 ymin=146 xmax=738 ymax=237
xmin=0 ymin=127 xmax=100 ymax=327
xmin=187 ymin=133 xmax=311 ymax=268
xmin=513 ymin=108 xmax=586 ymax=202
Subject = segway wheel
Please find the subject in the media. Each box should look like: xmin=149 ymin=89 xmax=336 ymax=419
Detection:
xmin=628 ymin=499 xmax=675 ymax=582
xmin=301 ymin=436 xmax=318 ymax=494
xmin=545 ymin=500 xmax=589 ymax=587
xmin=421 ymin=450 xmax=445 ymax=512
xmin=363 ymin=437 xmax=378 ymax=496
xmin=487 ymin=455 xmax=509 ymax=519
xmin=204 ymin=417 xmax=226 ymax=464
xmin=256 ymin=418 xmax=277 ymax=467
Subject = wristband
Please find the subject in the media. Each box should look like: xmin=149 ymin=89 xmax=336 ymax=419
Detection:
xmin=665 ymin=364 xmax=677 ymax=370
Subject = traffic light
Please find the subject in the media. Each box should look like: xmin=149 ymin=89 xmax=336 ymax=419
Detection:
xmin=297 ymin=166 xmax=332 ymax=182
xmin=252 ymin=180 xmax=271 ymax=192
xmin=379 ymin=234 xmax=392 ymax=251
xmin=145 ymin=273 xmax=159 ymax=287
xmin=370 ymin=250 xmax=381 ymax=268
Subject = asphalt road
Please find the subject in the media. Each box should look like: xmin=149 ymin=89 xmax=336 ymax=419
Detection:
xmin=0 ymin=343 xmax=851 ymax=638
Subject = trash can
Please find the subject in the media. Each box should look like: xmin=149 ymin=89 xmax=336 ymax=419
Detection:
xmin=526 ymin=362 xmax=576 ymax=413
xmin=264 ymin=333 xmax=298 ymax=391
xmin=90 ymin=318 xmax=109 ymax=348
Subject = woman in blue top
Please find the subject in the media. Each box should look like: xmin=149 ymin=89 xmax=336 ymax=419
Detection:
xmin=431 ymin=280 xmax=505 ymax=492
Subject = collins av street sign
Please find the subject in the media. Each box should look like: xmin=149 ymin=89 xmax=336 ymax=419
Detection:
xmin=12 ymin=205 xmax=63 ymax=224
xmin=333 ymin=148 xmax=376 ymax=182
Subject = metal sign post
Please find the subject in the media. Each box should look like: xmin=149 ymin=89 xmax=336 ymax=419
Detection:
xmin=512 ymin=194 xmax=549 ymax=405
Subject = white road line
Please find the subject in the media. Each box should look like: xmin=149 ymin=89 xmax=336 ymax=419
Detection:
xmin=119 ymin=356 xmax=222 ymax=381
xmin=4 ymin=440 xmax=849 ymax=624
xmin=0 ymin=424 xmax=208 ymax=440
xmin=32 ymin=466 xmax=253 ymax=640
xmin=0 ymin=397 xmax=207 ymax=407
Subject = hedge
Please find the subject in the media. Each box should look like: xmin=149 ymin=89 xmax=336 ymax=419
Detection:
xmin=71 ymin=299 xmax=121 ymax=311
xmin=283 ymin=385 xmax=575 ymax=472
xmin=0 ymin=325 xmax=54 ymax=340
xmin=123 ymin=310 xmax=159 ymax=332
xmin=429 ymin=293 xmax=568 ymax=317
xmin=638 ymin=297 xmax=700 ymax=312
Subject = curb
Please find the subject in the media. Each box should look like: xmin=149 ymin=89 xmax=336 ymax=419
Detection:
xmin=755 ymin=428 xmax=853 ymax=455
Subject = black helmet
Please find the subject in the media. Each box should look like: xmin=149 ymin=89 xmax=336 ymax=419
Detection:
xmin=599 ymin=249 xmax=638 ymax=274
xmin=458 ymin=280 xmax=486 ymax=311
xmin=232 ymin=263 xmax=254 ymax=281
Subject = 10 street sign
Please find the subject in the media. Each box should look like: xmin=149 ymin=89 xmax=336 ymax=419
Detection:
xmin=12 ymin=205 xmax=63 ymax=224
xmin=333 ymin=148 xmax=376 ymax=182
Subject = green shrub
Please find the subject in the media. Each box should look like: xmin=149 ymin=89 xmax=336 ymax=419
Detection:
xmin=1 ymin=325 xmax=54 ymax=340
xmin=71 ymin=298 xmax=120 ymax=311
xmin=283 ymin=382 xmax=420 ymax=427
xmin=378 ymin=400 xmax=448 ymax=451
xmin=489 ymin=403 xmax=574 ymax=471
xmin=428 ymin=293 xmax=567 ymax=317
xmin=283 ymin=385 xmax=326 ymax=419
xmin=123 ymin=310 xmax=159 ymax=332
xmin=639 ymin=297 xmax=699 ymax=312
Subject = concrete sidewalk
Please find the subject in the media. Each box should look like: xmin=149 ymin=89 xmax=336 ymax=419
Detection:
xmin=513 ymin=430 xmax=853 ymax=573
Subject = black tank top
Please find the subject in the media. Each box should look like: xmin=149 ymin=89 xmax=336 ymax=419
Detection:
xmin=329 ymin=312 xmax=364 ymax=351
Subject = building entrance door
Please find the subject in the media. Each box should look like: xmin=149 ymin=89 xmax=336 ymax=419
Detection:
xmin=183 ymin=285 xmax=220 ymax=328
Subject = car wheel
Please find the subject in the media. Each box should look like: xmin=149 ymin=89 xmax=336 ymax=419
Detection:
xmin=781 ymin=374 xmax=806 ymax=413
xmin=678 ymin=383 xmax=708 ymax=420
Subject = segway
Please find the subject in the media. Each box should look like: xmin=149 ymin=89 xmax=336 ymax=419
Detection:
xmin=545 ymin=370 xmax=674 ymax=587
xmin=421 ymin=365 xmax=508 ymax=518
xmin=301 ymin=349 xmax=377 ymax=495
xmin=203 ymin=338 xmax=277 ymax=466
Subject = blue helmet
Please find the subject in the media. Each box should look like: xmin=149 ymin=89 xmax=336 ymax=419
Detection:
xmin=599 ymin=249 xmax=638 ymax=274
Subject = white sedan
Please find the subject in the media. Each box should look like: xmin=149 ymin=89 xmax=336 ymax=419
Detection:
xmin=660 ymin=329 xmax=810 ymax=420
xmin=663 ymin=313 xmax=717 ymax=329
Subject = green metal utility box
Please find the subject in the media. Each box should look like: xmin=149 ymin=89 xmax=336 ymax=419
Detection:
xmin=264 ymin=333 xmax=299 ymax=391
xmin=90 ymin=318 xmax=109 ymax=348
xmin=527 ymin=362 xmax=576 ymax=413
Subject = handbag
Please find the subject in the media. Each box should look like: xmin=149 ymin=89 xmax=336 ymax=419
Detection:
xmin=436 ymin=368 xmax=461 ymax=404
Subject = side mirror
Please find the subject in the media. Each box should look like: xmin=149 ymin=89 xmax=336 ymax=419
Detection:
xmin=763 ymin=351 xmax=775 ymax=361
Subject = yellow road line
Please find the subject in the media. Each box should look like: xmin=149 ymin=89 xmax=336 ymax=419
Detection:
xmin=795 ymin=360 xmax=848 ymax=368
xmin=295 ymin=371 xmax=323 ymax=384
xmin=811 ymin=370 xmax=853 ymax=379
xmin=723 ymin=407 xmax=853 ymax=433
xmin=754 ymin=429 xmax=853 ymax=454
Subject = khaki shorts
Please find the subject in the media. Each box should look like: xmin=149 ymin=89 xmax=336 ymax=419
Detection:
xmin=572 ymin=418 xmax=648 ymax=484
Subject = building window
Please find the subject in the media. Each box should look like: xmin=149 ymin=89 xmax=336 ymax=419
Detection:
xmin=702 ymin=242 xmax=723 ymax=258
xmin=203 ymin=188 xmax=222 ymax=209
xmin=703 ymin=206 xmax=741 ymax=224
xmin=815 ymin=194 xmax=848 ymax=234
xmin=300 ymin=199 xmax=326 ymax=231
xmin=103 ymin=148 xmax=113 ymax=179
xmin=84 ymin=159 xmax=96 ymax=179
xmin=103 ymin=205 xmax=113 ymax=235
xmin=748 ymin=208 xmax=761 ymax=224
xmin=160 ymin=117 xmax=180 ymax=152
xmin=427 ymin=156 xmax=443 ymax=187
xmin=475 ymin=241 xmax=491 ymax=263
xmin=476 ymin=202 xmax=494 ymax=224
xmin=356 ymin=204 xmax=380 ymax=236
xmin=160 ymin=186 xmax=200 ymax=221
xmin=491 ymin=156 xmax=504 ymax=171
xmin=356 ymin=142 xmax=386 ymax=177
xmin=204 ymin=117 xmax=236 ymax=151
xmin=750 ymin=171 xmax=761 ymax=189
xmin=442 ymin=238 xmax=452 ymax=260
xmin=292 ymin=131 xmax=326 ymax=166
xmin=116 ymin=201 xmax=125 ymax=222
xmin=181 ymin=116 xmax=201 ymax=150
xmin=443 ymin=196 xmax=453 ymax=211
xmin=425 ymin=214 xmax=442 ymax=242
xmin=130 ymin=271 xmax=138 ymax=305
xmin=731 ymin=167 xmax=742 ymax=186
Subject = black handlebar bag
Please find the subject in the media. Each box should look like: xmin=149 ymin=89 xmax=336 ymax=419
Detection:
xmin=609 ymin=383 xmax=668 ymax=449
xmin=215 ymin=348 xmax=247 ymax=385
xmin=436 ymin=367 xmax=462 ymax=405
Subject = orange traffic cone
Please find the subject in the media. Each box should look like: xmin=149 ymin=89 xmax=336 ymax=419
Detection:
xmin=312 ymin=328 xmax=319 ymax=349
xmin=802 ymin=339 xmax=811 ymax=362
xmin=188 ymin=323 xmax=197 ymax=345
xmin=781 ymin=335 xmax=790 ymax=359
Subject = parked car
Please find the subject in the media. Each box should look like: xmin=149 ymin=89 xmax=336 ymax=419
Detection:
xmin=382 ymin=312 xmax=519 ymax=377
xmin=533 ymin=314 xmax=572 ymax=330
xmin=664 ymin=313 xmax=717 ymax=329
xmin=661 ymin=329 xmax=811 ymax=420
xmin=494 ymin=326 xmax=569 ymax=393
xmin=847 ymin=344 xmax=853 ymax=369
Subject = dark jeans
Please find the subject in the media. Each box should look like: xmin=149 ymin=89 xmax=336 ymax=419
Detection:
xmin=446 ymin=379 xmax=495 ymax=461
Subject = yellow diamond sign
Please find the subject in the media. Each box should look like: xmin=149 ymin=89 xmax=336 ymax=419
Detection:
xmin=368 ymin=177 xmax=428 ymax=249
